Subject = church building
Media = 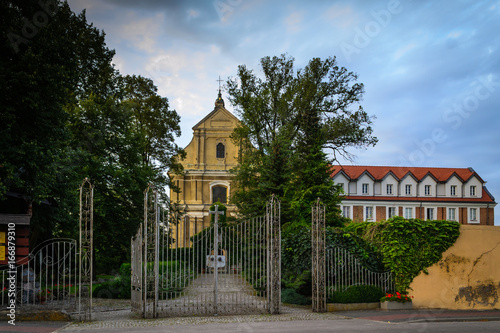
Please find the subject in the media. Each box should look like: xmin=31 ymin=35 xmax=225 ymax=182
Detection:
xmin=169 ymin=90 xmax=240 ymax=246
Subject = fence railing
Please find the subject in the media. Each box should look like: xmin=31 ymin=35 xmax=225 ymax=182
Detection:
xmin=326 ymin=246 xmax=394 ymax=297
xmin=0 ymin=239 xmax=78 ymax=309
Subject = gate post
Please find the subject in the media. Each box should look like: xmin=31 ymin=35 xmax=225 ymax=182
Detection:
xmin=79 ymin=178 xmax=93 ymax=321
xmin=143 ymin=184 xmax=159 ymax=318
xmin=266 ymin=195 xmax=281 ymax=314
xmin=311 ymin=198 xmax=326 ymax=312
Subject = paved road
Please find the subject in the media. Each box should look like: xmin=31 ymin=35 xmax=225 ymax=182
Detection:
xmin=3 ymin=307 xmax=500 ymax=332
xmin=65 ymin=320 xmax=500 ymax=333
xmin=5 ymin=317 xmax=500 ymax=333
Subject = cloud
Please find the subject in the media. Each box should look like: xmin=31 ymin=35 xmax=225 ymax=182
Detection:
xmin=116 ymin=12 xmax=164 ymax=53
xmin=323 ymin=4 xmax=357 ymax=28
xmin=285 ymin=11 xmax=304 ymax=33
xmin=393 ymin=42 xmax=417 ymax=60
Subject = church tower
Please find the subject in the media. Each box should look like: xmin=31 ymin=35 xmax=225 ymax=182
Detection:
xmin=169 ymin=90 xmax=240 ymax=246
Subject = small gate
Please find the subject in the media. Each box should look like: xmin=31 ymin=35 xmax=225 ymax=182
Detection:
xmin=131 ymin=191 xmax=281 ymax=318
xmin=326 ymin=247 xmax=394 ymax=296
xmin=0 ymin=178 xmax=93 ymax=321
xmin=0 ymin=239 xmax=78 ymax=309
xmin=311 ymin=200 xmax=394 ymax=312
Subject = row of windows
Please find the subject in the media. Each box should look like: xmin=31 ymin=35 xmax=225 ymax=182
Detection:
xmin=357 ymin=183 xmax=478 ymax=197
xmin=341 ymin=206 xmax=479 ymax=223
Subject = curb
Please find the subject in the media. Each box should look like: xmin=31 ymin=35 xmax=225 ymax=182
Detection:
xmin=0 ymin=309 xmax=71 ymax=321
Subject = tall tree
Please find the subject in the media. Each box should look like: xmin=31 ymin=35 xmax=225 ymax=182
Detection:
xmin=66 ymin=76 xmax=184 ymax=272
xmin=1 ymin=1 xmax=184 ymax=273
xmin=0 ymin=0 xmax=116 ymax=244
xmin=227 ymin=55 xmax=377 ymax=225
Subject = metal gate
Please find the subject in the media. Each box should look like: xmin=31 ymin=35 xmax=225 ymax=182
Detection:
xmin=311 ymin=200 xmax=394 ymax=311
xmin=0 ymin=178 xmax=93 ymax=321
xmin=131 ymin=191 xmax=281 ymax=318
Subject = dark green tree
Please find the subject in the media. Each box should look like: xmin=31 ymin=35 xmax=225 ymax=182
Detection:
xmin=1 ymin=1 xmax=184 ymax=273
xmin=0 ymin=0 xmax=116 ymax=244
xmin=227 ymin=55 xmax=377 ymax=225
xmin=67 ymin=76 xmax=184 ymax=272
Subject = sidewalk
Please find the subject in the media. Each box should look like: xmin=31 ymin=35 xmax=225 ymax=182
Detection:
xmin=335 ymin=308 xmax=500 ymax=323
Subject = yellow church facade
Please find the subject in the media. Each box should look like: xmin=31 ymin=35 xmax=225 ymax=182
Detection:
xmin=169 ymin=92 xmax=240 ymax=246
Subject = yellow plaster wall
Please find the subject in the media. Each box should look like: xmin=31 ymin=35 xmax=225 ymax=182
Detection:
xmin=168 ymin=101 xmax=241 ymax=247
xmin=410 ymin=225 xmax=500 ymax=309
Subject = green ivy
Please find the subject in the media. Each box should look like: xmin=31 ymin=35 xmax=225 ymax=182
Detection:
xmin=281 ymin=221 xmax=385 ymax=297
xmin=345 ymin=217 xmax=460 ymax=293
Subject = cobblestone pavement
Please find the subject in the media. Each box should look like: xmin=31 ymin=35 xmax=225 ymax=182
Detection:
xmin=63 ymin=305 xmax=347 ymax=331
xmin=62 ymin=274 xmax=347 ymax=331
xmin=156 ymin=272 xmax=268 ymax=316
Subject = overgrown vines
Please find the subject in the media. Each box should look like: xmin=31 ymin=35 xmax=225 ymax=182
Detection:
xmin=345 ymin=217 xmax=460 ymax=293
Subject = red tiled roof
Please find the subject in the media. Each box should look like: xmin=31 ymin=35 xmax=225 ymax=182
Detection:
xmin=331 ymin=165 xmax=495 ymax=204
xmin=331 ymin=165 xmax=483 ymax=183
xmin=341 ymin=191 xmax=494 ymax=203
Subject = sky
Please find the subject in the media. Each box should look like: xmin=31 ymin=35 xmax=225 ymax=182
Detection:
xmin=67 ymin=0 xmax=500 ymax=224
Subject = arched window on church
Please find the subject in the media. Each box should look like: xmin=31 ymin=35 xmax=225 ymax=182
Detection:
xmin=212 ymin=186 xmax=227 ymax=204
xmin=216 ymin=142 xmax=225 ymax=159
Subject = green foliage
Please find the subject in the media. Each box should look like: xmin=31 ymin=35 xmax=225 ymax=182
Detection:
xmin=281 ymin=221 xmax=385 ymax=279
xmin=227 ymin=54 xmax=377 ymax=223
xmin=281 ymin=221 xmax=385 ymax=299
xmin=157 ymin=261 xmax=195 ymax=297
xmin=281 ymin=288 xmax=311 ymax=305
xmin=209 ymin=201 xmax=227 ymax=226
xmin=93 ymin=263 xmax=131 ymax=299
xmin=328 ymin=285 xmax=385 ymax=303
xmin=0 ymin=1 xmax=184 ymax=273
xmin=345 ymin=217 xmax=461 ymax=293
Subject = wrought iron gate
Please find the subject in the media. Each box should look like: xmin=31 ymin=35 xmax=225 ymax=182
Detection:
xmin=131 ymin=192 xmax=281 ymax=318
xmin=311 ymin=200 xmax=394 ymax=311
xmin=0 ymin=178 xmax=93 ymax=321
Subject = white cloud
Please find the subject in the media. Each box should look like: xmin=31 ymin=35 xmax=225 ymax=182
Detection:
xmin=285 ymin=11 xmax=304 ymax=33
xmin=187 ymin=9 xmax=200 ymax=19
xmin=447 ymin=31 xmax=463 ymax=39
xmin=323 ymin=4 xmax=357 ymax=28
xmin=393 ymin=42 xmax=417 ymax=60
xmin=116 ymin=12 xmax=164 ymax=53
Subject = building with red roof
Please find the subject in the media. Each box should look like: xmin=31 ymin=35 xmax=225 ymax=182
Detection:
xmin=331 ymin=166 xmax=496 ymax=225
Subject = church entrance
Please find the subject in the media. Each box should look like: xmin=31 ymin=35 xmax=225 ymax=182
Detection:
xmin=131 ymin=187 xmax=281 ymax=318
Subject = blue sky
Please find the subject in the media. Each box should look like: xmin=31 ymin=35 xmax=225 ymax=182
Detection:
xmin=68 ymin=0 xmax=500 ymax=224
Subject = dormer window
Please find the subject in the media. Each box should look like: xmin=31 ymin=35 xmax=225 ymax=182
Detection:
xmin=362 ymin=183 xmax=369 ymax=194
xmin=405 ymin=184 xmax=412 ymax=195
xmin=216 ymin=142 xmax=225 ymax=158
xmin=450 ymin=185 xmax=457 ymax=196
xmin=470 ymin=186 xmax=476 ymax=197
xmin=424 ymin=185 xmax=431 ymax=196
xmin=387 ymin=184 xmax=393 ymax=195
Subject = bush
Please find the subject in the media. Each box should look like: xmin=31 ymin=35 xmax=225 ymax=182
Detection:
xmin=328 ymin=285 xmax=385 ymax=303
xmin=281 ymin=288 xmax=311 ymax=305
xmin=92 ymin=263 xmax=131 ymax=299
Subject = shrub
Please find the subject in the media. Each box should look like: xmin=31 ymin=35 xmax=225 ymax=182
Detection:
xmin=281 ymin=288 xmax=311 ymax=305
xmin=328 ymin=285 xmax=385 ymax=303
xmin=93 ymin=263 xmax=131 ymax=299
